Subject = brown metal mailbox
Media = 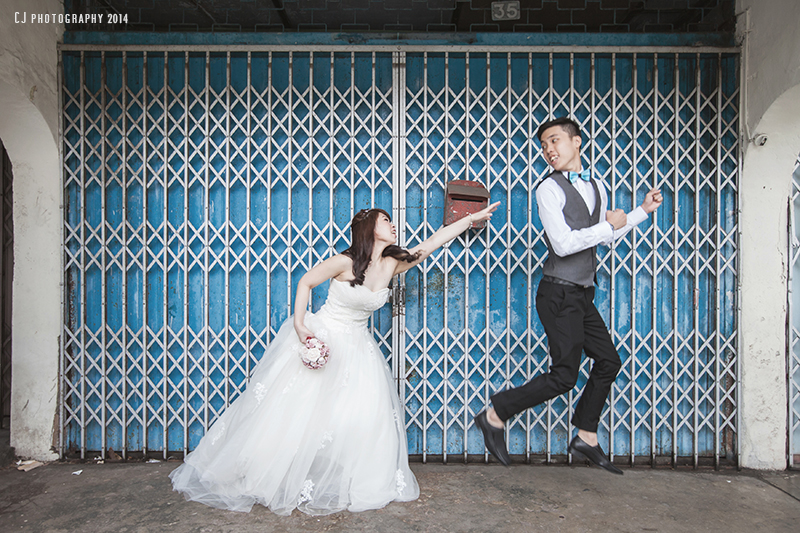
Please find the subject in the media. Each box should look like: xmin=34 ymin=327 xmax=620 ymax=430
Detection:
xmin=443 ymin=180 xmax=491 ymax=229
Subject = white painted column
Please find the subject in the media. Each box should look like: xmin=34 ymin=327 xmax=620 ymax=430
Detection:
xmin=0 ymin=82 xmax=61 ymax=460
xmin=0 ymin=0 xmax=64 ymax=460
xmin=737 ymin=0 xmax=800 ymax=470
xmin=739 ymin=101 xmax=798 ymax=469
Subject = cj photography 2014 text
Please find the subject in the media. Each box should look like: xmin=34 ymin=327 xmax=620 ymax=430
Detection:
xmin=14 ymin=12 xmax=129 ymax=24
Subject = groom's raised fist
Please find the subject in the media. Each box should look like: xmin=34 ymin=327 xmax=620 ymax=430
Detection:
xmin=606 ymin=209 xmax=627 ymax=230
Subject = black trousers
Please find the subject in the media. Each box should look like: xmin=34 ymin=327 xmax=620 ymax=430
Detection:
xmin=491 ymin=280 xmax=621 ymax=432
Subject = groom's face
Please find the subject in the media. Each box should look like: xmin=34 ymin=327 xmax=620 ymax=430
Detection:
xmin=539 ymin=125 xmax=582 ymax=173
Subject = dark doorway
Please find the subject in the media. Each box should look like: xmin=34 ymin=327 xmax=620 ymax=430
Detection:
xmin=0 ymin=138 xmax=12 ymax=430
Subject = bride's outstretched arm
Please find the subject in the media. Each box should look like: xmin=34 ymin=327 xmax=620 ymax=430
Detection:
xmin=293 ymin=254 xmax=352 ymax=341
xmin=393 ymin=201 xmax=500 ymax=275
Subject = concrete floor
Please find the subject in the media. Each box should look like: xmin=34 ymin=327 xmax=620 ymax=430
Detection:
xmin=1 ymin=458 xmax=799 ymax=533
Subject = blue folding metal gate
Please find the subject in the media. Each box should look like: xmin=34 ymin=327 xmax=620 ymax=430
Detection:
xmin=61 ymin=46 xmax=740 ymax=467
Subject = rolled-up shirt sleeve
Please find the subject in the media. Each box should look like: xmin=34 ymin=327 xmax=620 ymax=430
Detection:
xmin=536 ymin=180 xmax=613 ymax=257
xmin=537 ymin=178 xmax=650 ymax=257
xmin=602 ymin=206 xmax=648 ymax=245
xmin=595 ymin=183 xmax=649 ymax=245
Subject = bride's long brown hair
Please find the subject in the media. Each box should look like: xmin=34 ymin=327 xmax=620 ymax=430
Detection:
xmin=342 ymin=208 xmax=420 ymax=287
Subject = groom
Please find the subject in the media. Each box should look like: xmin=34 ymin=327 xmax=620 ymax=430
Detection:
xmin=475 ymin=116 xmax=662 ymax=473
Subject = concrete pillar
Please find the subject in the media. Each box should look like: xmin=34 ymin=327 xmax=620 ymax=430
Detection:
xmin=739 ymin=84 xmax=800 ymax=469
xmin=0 ymin=0 xmax=64 ymax=460
xmin=737 ymin=0 xmax=800 ymax=469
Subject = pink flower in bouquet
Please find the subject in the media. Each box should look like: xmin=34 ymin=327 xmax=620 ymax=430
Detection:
xmin=300 ymin=337 xmax=330 ymax=369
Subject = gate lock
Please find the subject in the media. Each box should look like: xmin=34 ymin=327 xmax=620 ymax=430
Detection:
xmin=443 ymin=180 xmax=491 ymax=229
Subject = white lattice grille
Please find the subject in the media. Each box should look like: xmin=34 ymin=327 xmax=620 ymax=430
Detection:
xmin=398 ymin=52 xmax=739 ymax=466
xmin=790 ymin=151 xmax=800 ymax=466
xmin=62 ymin=48 xmax=739 ymax=466
xmin=62 ymin=51 xmax=397 ymax=458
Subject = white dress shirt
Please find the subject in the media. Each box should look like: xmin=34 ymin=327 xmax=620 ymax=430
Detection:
xmin=536 ymin=172 xmax=648 ymax=258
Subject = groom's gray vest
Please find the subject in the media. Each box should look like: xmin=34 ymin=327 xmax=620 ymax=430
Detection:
xmin=541 ymin=171 xmax=601 ymax=287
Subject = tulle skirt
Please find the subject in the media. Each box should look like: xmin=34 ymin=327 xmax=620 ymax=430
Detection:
xmin=169 ymin=310 xmax=419 ymax=515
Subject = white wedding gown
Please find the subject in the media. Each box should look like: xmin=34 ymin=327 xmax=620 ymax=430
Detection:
xmin=169 ymin=278 xmax=419 ymax=515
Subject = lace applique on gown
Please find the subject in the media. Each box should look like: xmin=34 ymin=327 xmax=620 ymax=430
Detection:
xmin=169 ymin=279 xmax=420 ymax=515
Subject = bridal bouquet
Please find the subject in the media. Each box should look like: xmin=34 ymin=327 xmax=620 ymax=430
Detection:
xmin=299 ymin=337 xmax=330 ymax=369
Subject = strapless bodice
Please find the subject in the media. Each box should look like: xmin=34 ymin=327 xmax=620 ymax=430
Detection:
xmin=316 ymin=278 xmax=390 ymax=327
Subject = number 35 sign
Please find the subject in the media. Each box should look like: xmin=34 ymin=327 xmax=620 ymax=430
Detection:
xmin=491 ymin=1 xmax=521 ymax=21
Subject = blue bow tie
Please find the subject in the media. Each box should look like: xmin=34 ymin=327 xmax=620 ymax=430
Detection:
xmin=567 ymin=170 xmax=591 ymax=183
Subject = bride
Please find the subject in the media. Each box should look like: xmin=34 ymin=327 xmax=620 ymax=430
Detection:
xmin=170 ymin=201 xmax=499 ymax=515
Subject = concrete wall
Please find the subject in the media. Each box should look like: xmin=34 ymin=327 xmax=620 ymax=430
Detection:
xmin=737 ymin=0 xmax=800 ymax=469
xmin=0 ymin=0 xmax=64 ymax=460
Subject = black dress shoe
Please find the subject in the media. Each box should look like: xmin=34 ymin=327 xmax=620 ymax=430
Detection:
xmin=474 ymin=410 xmax=511 ymax=466
xmin=568 ymin=435 xmax=623 ymax=475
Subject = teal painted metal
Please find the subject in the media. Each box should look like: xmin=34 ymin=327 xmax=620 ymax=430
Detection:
xmin=62 ymin=51 xmax=397 ymax=457
xmin=62 ymin=48 xmax=739 ymax=465
xmin=62 ymin=31 xmax=737 ymax=49
xmin=398 ymin=52 xmax=738 ymax=464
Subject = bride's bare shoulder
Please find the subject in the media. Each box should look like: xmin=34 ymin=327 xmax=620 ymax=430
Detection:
xmin=329 ymin=253 xmax=353 ymax=266
xmin=328 ymin=253 xmax=354 ymax=281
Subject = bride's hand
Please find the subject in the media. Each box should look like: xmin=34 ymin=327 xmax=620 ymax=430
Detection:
xmin=470 ymin=201 xmax=501 ymax=224
xmin=294 ymin=323 xmax=314 ymax=343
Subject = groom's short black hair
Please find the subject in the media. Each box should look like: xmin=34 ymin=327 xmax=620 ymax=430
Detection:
xmin=537 ymin=116 xmax=581 ymax=142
